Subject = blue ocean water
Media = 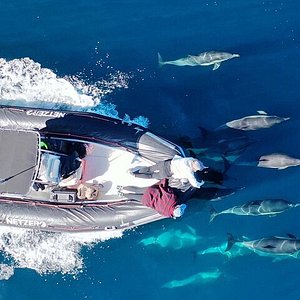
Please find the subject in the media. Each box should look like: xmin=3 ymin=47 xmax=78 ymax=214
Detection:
xmin=1 ymin=0 xmax=300 ymax=299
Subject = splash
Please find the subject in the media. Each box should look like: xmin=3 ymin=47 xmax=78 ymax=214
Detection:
xmin=0 ymin=226 xmax=123 ymax=276
xmin=0 ymin=264 xmax=14 ymax=280
xmin=0 ymin=57 xmax=149 ymax=127
xmin=0 ymin=57 xmax=96 ymax=107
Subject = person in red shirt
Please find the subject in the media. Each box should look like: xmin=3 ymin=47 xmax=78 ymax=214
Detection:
xmin=117 ymin=179 xmax=186 ymax=218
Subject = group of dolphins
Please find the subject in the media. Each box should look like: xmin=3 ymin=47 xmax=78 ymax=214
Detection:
xmin=158 ymin=50 xmax=300 ymax=169
xmin=140 ymin=110 xmax=300 ymax=288
xmin=204 ymin=111 xmax=300 ymax=259
xmin=138 ymin=51 xmax=300 ymax=288
xmin=139 ymin=225 xmax=224 ymax=288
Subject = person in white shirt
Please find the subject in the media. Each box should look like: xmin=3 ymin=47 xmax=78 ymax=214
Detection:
xmin=130 ymin=155 xmax=206 ymax=188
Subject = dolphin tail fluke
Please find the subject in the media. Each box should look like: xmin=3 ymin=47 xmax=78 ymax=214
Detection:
xmin=225 ymin=233 xmax=236 ymax=252
xmin=158 ymin=52 xmax=164 ymax=67
xmin=209 ymin=205 xmax=218 ymax=222
xmin=198 ymin=125 xmax=210 ymax=140
xmin=214 ymin=124 xmax=228 ymax=131
xmin=221 ymin=155 xmax=231 ymax=174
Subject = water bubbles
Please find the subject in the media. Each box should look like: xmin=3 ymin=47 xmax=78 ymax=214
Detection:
xmin=0 ymin=226 xmax=123 ymax=275
xmin=0 ymin=57 xmax=130 ymax=109
xmin=0 ymin=264 xmax=14 ymax=280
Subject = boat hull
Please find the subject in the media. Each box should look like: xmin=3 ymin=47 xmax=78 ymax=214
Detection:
xmin=0 ymin=105 xmax=185 ymax=232
xmin=0 ymin=198 xmax=164 ymax=232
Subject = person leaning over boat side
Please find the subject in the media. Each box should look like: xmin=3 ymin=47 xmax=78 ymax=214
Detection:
xmin=130 ymin=155 xmax=207 ymax=188
xmin=117 ymin=178 xmax=187 ymax=218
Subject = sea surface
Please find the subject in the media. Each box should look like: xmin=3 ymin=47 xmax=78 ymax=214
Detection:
xmin=1 ymin=1 xmax=300 ymax=299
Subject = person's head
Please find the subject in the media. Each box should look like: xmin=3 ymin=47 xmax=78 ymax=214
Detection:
xmin=173 ymin=204 xmax=187 ymax=218
xmin=195 ymin=168 xmax=224 ymax=185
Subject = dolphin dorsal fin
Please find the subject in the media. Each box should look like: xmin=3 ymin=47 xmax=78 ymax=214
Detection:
xmin=197 ymin=126 xmax=210 ymax=140
xmin=287 ymin=233 xmax=297 ymax=239
xmin=257 ymin=110 xmax=268 ymax=115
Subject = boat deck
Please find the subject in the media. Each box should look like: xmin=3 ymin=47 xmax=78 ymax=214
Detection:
xmin=28 ymin=142 xmax=158 ymax=202
xmin=82 ymin=143 xmax=157 ymax=197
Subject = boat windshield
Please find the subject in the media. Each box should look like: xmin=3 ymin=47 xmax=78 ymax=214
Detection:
xmin=0 ymin=129 xmax=40 ymax=196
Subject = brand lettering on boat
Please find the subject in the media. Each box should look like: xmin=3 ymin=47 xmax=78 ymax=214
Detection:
xmin=6 ymin=217 xmax=47 ymax=228
xmin=26 ymin=110 xmax=66 ymax=118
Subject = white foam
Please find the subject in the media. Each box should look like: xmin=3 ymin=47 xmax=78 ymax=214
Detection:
xmin=0 ymin=264 xmax=14 ymax=280
xmin=0 ymin=57 xmax=95 ymax=106
xmin=0 ymin=225 xmax=123 ymax=275
xmin=0 ymin=57 xmax=149 ymax=126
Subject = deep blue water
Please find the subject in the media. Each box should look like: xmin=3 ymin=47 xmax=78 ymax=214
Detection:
xmin=1 ymin=0 xmax=300 ymax=299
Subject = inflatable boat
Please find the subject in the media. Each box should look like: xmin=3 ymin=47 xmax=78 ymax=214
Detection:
xmin=0 ymin=105 xmax=188 ymax=233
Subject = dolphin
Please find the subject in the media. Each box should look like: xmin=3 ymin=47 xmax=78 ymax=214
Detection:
xmin=138 ymin=225 xmax=201 ymax=250
xmin=226 ymin=233 xmax=300 ymax=257
xmin=173 ymin=125 xmax=253 ymax=158
xmin=162 ymin=268 xmax=222 ymax=288
xmin=190 ymin=126 xmax=253 ymax=159
xmin=197 ymin=241 xmax=251 ymax=259
xmin=191 ymin=186 xmax=238 ymax=201
xmin=258 ymin=153 xmax=300 ymax=170
xmin=158 ymin=51 xmax=240 ymax=70
xmin=225 ymin=111 xmax=290 ymax=131
xmin=209 ymin=199 xmax=300 ymax=222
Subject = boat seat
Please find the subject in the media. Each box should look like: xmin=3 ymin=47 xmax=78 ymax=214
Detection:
xmin=37 ymin=150 xmax=85 ymax=188
xmin=38 ymin=153 xmax=61 ymax=184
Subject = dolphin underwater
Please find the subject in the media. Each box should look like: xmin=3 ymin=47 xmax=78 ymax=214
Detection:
xmin=175 ymin=126 xmax=254 ymax=167
xmin=225 ymin=111 xmax=290 ymax=131
xmin=258 ymin=153 xmax=300 ymax=170
xmin=191 ymin=186 xmax=238 ymax=201
xmin=162 ymin=268 xmax=222 ymax=288
xmin=209 ymin=199 xmax=300 ymax=222
xmin=138 ymin=225 xmax=201 ymax=250
xmin=187 ymin=136 xmax=255 ymax=165
xmin=197 ymin=241 xmax=251 ymax=259
xmin=226 ymin=233 xmax=300 ymax=257
xmin=158 ymin=51 xmax=240 ymax=70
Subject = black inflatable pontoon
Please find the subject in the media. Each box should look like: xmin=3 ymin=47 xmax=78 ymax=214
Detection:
xmin=0 ymin=105 xmax=186 ymax=232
